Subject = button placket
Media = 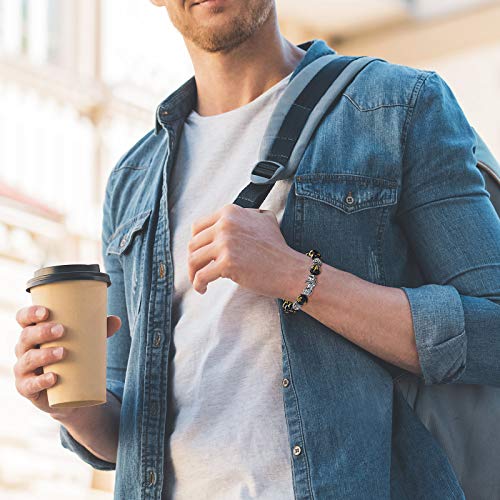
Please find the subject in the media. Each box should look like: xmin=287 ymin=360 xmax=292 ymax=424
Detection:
xmin=135 ymin=128 xmax=174 ymax=498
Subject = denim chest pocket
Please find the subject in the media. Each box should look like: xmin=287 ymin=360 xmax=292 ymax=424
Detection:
xmin=106 ymin=209 xmax=152 ymax=336
xmin=294 ymin=173 xmax=398 ymax=284
xmin=295 ymin=173 xmax=398 ymax=213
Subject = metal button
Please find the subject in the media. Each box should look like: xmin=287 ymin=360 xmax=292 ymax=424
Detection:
xmin=119 ymin=236 xmax=127 ymax=247
xmin=153 ymin=332 xmax=162 ymax=347
xmin=282 ymin=378 xmax=290 ymax=388
xmin=159 ymin=262 xmax=166 ymax=279
xmin=293 ymin=445 xmax=302 ymax=456
xmin=148 ymin=470 xmax=156 ymax=486
xmin=345 ymin=191 xmax=355 ymax=205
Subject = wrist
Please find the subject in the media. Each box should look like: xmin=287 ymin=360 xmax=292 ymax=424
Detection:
xmin=50 ymin=406 xmax=83 ymax=424
xmin=49 ymin=390 xmax=117 ymax=424
xmin=280 ymin=250 xmax=315 ymax=300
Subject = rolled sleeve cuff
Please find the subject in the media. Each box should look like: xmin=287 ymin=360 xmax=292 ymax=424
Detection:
xmin=59 ymin=424 xmax=116 ymax=471
xmin=106 ymin=379 xmax=124 ymax=403
xmin=401 ymin=284 xmax=467 ymax=385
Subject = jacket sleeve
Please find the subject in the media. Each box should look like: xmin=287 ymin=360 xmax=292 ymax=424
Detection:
xmin=396 ymin=71 xmax=500 ymax=387
xmin=59 ymin=168 xmax=132 ymax=470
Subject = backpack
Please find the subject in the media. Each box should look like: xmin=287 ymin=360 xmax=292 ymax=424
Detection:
xmin=233 ymin=53 xmax=500 ymax=499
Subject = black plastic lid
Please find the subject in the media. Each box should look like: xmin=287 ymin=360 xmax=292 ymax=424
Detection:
xmin=26 ymin=264 xmax=111 ymax=293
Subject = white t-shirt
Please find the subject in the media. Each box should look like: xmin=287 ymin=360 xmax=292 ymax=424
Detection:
xmin=163 ymin=71 xmax=295 ymax=500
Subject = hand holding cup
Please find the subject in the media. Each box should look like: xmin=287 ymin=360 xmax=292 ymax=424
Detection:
xmin=13 ymin=305 xmax=121 ymax=417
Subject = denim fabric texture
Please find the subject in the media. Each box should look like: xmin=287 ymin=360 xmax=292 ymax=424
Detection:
xmin=59 ymin=38 xmax=500 ymax=499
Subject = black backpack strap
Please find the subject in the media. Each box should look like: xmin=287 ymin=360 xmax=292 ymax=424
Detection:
xmin=233 ymin=55 xmax=382 ymax=209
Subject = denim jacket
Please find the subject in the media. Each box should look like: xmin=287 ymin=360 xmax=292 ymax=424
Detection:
xmin=60 ymin=39 xmax=500 ymax=499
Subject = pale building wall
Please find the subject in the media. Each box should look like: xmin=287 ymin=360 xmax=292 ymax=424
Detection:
xmin=415 ymin=43 xmax=500 ymax=158
xmin=0 ymin=0 xmax=191 ymax=496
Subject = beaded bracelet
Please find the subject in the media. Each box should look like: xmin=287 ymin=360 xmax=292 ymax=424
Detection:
xmin=282 ymin=249 xmax=322 ymax=314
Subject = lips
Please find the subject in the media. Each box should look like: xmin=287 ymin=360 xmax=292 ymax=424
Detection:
xmin=192 ymin=0 xmax=219 ymax=6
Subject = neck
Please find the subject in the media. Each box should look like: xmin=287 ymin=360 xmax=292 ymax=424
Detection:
xmin=184 ymin=12 xmax=306 ymax=117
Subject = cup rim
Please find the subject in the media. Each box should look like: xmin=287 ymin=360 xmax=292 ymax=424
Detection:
xmin=26 ymin=264 xmax=111 ymax=293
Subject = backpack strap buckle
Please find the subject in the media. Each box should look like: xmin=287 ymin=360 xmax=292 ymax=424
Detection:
xmin=250 ymin=160 xmax=287 ymax=185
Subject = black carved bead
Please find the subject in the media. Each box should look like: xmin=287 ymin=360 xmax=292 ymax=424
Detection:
xmin=306 ymin=249 xmax=321 ymax=259
xmin=297 ymin=294 xmax=308 ymax=305
xmin=310 ymin=264 xmax=321 ymax=275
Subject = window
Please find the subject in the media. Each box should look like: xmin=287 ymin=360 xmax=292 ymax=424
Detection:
xmin=20 ymin=0 xmax=29 ymax=54
xmin=47 ymin=0 xmax=63 ymax=65
xmin=406 ymin=0 xmax=493 ymax=18
xmin=0 ymin=0 xmax=4 ymax=49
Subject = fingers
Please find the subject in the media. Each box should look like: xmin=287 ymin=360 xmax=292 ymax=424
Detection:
xmin=16 ymin=372 xmax=58 ymax=401
xmin=187 ymin=223 xmax=215 ymax=255
xmin=107 ymin=315 xmax=122 ymax=338
xmin=15 ymin=346 xmax=65 ymax=377
xmin=15 ymin=312 xmax=121 ymax=358
xmin=193 ymin=258 xmax=224 ymax=294
xmin=191 ymin=203 xmax=238 ymax=237
xmin=191 ymin=209 xmax=220 ymax=237
xmin=16 ymin=305 xmax=49 ymax=328
xmin=187 ymin=240 xmax=219 ymax=283
xmin=15 ymin=322 xmax=64 ymax=359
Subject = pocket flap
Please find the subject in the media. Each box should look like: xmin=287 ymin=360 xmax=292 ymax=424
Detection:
xmin=106 ymin=209 xmax=152 ymax=255
xmin=295 ymin=173 xmax=398 ymax=214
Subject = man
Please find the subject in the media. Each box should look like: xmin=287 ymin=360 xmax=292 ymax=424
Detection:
xmin=13 ymin=0 xmax=500 ymax=499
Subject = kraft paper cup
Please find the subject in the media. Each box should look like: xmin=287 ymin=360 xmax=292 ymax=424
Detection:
xmin=26 ymin=264 xmax=111 ymax=408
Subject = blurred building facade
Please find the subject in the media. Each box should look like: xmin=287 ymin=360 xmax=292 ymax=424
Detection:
xmin=0 ymin=1 xmax=191 ymax=497
xmin=0 ymin=0 xmax=499 ymax=498
xmin=278 ymin=0 xmax=500 ymax=151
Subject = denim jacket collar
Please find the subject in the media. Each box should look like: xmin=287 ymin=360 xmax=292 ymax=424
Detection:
xmin=154 ymin=38 xmax=335 ymax=134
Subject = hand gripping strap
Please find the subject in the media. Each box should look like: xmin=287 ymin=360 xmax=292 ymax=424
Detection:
xmin=233 ymin=55 xmax=383 ymax=209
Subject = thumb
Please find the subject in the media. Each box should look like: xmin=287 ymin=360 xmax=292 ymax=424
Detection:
xmin=106 ymin=315 xmax=122 ymax=338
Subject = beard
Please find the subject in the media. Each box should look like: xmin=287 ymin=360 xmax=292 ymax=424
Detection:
xmin=167 ymin=0 xmax=274 ymax=53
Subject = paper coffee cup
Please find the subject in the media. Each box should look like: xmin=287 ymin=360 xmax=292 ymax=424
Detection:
xmin=26 ymin=264 xmax=111 ymax=408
